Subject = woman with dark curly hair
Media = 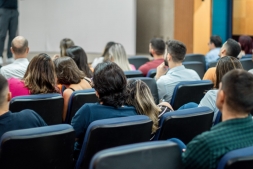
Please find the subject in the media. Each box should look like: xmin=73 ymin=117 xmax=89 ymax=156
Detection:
xmin=71 ymin=61 xmax=137 ymax=159
xmin=8 ymin=53 xmax=59 ymax=97
xmin=54 ymin=57 xmax=92 ymax=121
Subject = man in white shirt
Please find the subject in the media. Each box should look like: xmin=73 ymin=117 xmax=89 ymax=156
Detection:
xmin=155 ymin=40 xmax=200 ymax=103
xmin=205 ymin=35 xmax=222 ymax=68
xmin=0 ymin=36 xmax=29 ymax=79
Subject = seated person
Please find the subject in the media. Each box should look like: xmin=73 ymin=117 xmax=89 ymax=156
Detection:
xmin=8 ymin=53 xmax=59 ymax=97
xmin=71 ymin=62 xmax=137 ymax=158
xmin=180 ymin=69 xmax=253 ymax=169
xmin=92 ymin=41 xmax=115 ymax=68
xmin=66 ymin=46 xmax=93 ymax=78
xmin=0 ymin=36 xmax=29 ymax=79
xmin=203 ymin=38 xmax=241 ymax=86
xmin=104 ymin=43 xmax=136 ymax=71
xmin=238 ymin=35 xmax=252 ymax=58
xmin=138 ymin=38 xmax=165 ymax=76
xmin=54 ymin=57 xmax=92 ymax=121
xmin=0 ymin=74 xmax=47 ymax=138
xmin=205 ymin=35 xmax=222 ymax=68
xmin=155 ymin=40 xmax=200 ymax=103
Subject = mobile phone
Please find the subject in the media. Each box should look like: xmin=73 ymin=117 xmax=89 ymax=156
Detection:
xmin=164 ymin=59 xmax=168 ymax=66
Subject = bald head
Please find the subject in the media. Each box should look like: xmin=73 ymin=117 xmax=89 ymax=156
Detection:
xmin=11 ymin=36 xmax=29 ymax=57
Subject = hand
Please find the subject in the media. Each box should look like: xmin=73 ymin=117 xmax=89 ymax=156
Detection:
xmin=155 ymin=62 xmax=169 ymax=80
xmin=158 ymin=102 xmax=174 ymax=111
xmin=52 ymin=54 xmax=60 ymax=61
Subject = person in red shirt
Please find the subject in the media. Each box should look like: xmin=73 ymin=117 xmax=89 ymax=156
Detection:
xmin=138 ymin=38 xmax=165 ymax=76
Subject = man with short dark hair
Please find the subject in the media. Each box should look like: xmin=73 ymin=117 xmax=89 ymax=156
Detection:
xmin=182 ymin=69 xmax=253 ymax=169
xmin=138 ymin=38 xmax=165 ymax=76
xmin=205 ymin=35 xmax=222 ymax=67
xmin=0 ymin=74 xmax=47 ymax=138
xmin=155 ymin=40 xmax=200 ymax=102
xmin=203 ymin=38 xmax=241 ymax=85
xmin=0 ymin=36 xmax=29 ymax=79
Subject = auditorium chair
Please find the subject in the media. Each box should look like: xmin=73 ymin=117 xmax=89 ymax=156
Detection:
xmin=124 ymin=70 xmax=144 ymax=78
xmin=241 ymin=54 xmax=252 ymax=59
xmin=153 ymin=107 xmax=214 ymax=144
xmin=240 ymin=58 xmax=253 ymax=71
xmin=65 ymin=89 xmax=97 ymax=124
xmin=170 ymin=80 xmax=213 ymax=110
xmin=146 ymin=68 xmax=156 ymax=78
xmin=89 ymin=141 xmax=183 ymax=169
xmin=217 ymin=145 xmax=253 ymax=169
xmin=184 ymin=54 xmax=206 ymax=70
xmin=128 ymin=56 xmax=149 ymax=69
xmin=128 ymin=77 xmax=159 ymax=104
xmin=75 ymin=115 xmax=153 ymax=169
xmin=0 ymin=124 xmax=75 ymax=169
xmin=208 ymin=60 xmax=218 ymax=68
xmin=9 ymin=93 xmax=63 ymax=125
xmin=183 ymin=61 xmax=205 ymax=78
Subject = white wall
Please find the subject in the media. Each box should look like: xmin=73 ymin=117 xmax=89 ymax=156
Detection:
xmin=19 ymin=0 xmax=136 ymax=55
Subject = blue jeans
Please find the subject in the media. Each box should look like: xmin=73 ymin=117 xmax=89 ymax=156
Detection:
xmin=0 ymin=8 xmax=19 ymax=58
xmin=178 ymin=102 xmax=198 ymax=110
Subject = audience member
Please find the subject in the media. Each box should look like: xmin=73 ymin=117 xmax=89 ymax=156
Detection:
xmin=92 ymin=41 xmax=115 ymax=68
xmin=203 ymin=38 xmax=241 ymax=85
xmin=71 ymin=62 xmax=137 ymax=159
xmin=104 ymin=43 xmax=136 ymax=71
xmin=198 ymin=56 xmax=243 ymax=121
xmin=0 ymin=74 xmax=47 ymax=138
xmin=126 ymin=79 xmax=160 ymax=134
xmin=54 ymin=57 xmax=92 ymax=121
xmin=155 ymin=40 xmax=200 ymax=102
xmin=180 ymin=69 xmax=253 ymax=169
xmin=0 ymin=36 xmax=29 ymax=79
xmin=205 ymin=35 xmax=222 ymax=68
xmin=8 ymin=53 xmax=59 ymax=97
xmin=238 ymin=35 xmax=253 ymax=57
xmin=60 ymin=38 xmax=74 ymax=57
xmin=66 ymin=46 xmax=93 ymax=78
xmin=138 ymin=38 xmax=165 ymax=76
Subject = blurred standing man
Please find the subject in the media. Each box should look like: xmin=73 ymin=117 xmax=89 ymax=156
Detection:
xmin=0 ymin=0 xmax=18 ymax=65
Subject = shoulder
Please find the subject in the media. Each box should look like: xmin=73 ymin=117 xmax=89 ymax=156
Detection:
xmin=8 ymin=77 xmax=23 ymax=84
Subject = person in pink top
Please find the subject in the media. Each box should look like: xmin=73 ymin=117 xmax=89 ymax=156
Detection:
xmin=139 ymin=38 xmax=165 ymax=76
xmin=8 ymin=53 xmax=59 ymax=98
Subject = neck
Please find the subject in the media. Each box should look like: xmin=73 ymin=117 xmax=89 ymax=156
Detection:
xmin=153 ymin=55 xmax=164 ymax=60
xmin=222 ymin=105 xmax=248 ymax=121
xmin=14 ymin=54 xmax=27 ymax=59
xmin=0 ymin=104 xmax=9 ymax=116
xmin=169 ymin=61 xmax=182 ymax=69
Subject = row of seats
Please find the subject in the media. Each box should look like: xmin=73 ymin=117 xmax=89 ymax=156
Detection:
xmin=0 ymin=107 xmax=214 ymax=169
xmin=2 ymin=107 xmax=251 ymax=169
xmin=9 ymin=78 xmax=213 ymax=124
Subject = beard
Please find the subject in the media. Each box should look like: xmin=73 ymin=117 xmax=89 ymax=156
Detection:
xmin=149 ymin=52 xmax=153 ymax=57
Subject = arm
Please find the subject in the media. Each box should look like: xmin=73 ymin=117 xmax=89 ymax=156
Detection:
xmin=62 ymin=89 xmax=73 ymax=122
xmin=155 ymin=62 xmax=168 ymax=80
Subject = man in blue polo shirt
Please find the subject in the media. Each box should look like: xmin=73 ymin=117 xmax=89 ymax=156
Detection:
xmin=0 ymin=0 xmax=18 ymax=65
xmin=0 ymin=74 xmax=47 ymax=138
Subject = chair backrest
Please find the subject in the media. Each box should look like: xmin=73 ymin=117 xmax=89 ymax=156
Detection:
xmin=240 ymin=58 xmax=253 ymax=71
xmin=171 ymin=80 xmax=213 ymax=110
xmin=0 ymin=124 xmax=75 ymax=169
xmin=128 ymin=77 xmax=159 ymax=104
xmin=217 ymin=146 xmax=253 ymax=169
xmin=146 ymin=68 xmax=157 ymax=78
xmin=184 ymin=54 xmax=206 ymax=70
xmin=66 ymin=89 xmax=97 ymax=124
xmin=9 ymin=93 xmax=63 ymax=125
xmin=90 ymin=141 xmax=183 ymax=169
xmin=128 ymin=56 xmax=150 ymax=69
xmin=124 ymin=70 xmax=144 ymax=78
xmin=183 ymin=61 xmax=205 ymax=78
xmin=208 ymin=60 xmax=218 ymax=68
xmin=241 ymin=54 xmax=252 ymax=59
xmin=154 ymin=107 xmax=214 ymax=144
xmin=75 ymin=115 xmax=153 ymax=169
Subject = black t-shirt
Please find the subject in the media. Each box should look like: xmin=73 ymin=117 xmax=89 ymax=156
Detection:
xmin=0 ymin=110 xmax=47 ymax=139
xmin=0 ymin=0 xmax=17 ymax=9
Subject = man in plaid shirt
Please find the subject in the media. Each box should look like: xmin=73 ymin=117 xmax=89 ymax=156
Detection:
xmin=182 ymin=69 xmax=253 ymax=169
